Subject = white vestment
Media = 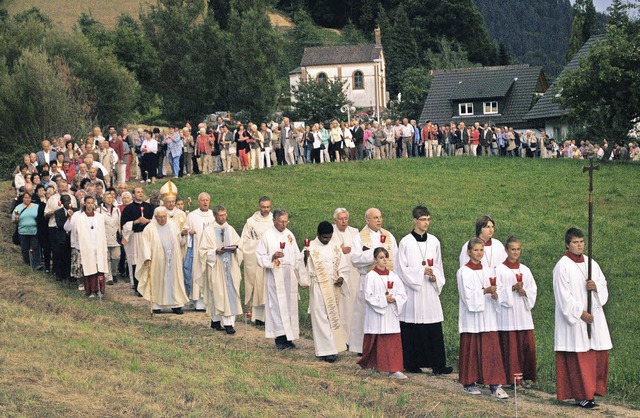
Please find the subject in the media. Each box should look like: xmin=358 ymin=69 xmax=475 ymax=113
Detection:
xmin=496 ymin=262 xmax=537 ymax=331
xmin=166 ymin=207 xmax=187 ymax=230
xmin=136 ymin=220 xmax=189 ymax=308
xmin=395 ymin=233 xmax=445 ymax=324
xmin=330 ymin=225 xmax=360 ymax=337
xmin=457 ymin=263 xmax=509 ymax=334
xmin=68 ymin=212 xmax=109 ymax=276
xmin=307 ymin=239 xmax=349 ymax=356
xmin=553 ymin=255 xmax=611 ymax=352
xmin=362 ymin=269 xmax=407 ymax=334
xmin=184 ymin=209 xmax=216 ymax=305
xmin=200 ymin=222 xmax=244 ymax=324
xmin=241 ymin=211 xmax=273 ymax=313
xmin=348 ymin=227 xmax=397 ymax=353
xmin=256 ymin=226 xmax=308 ymax=340
xmin=459 ymin=238 xmax=507 ymax=271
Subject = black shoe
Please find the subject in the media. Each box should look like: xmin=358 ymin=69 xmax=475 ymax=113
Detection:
xmin=153 ymin=309 xmax=162 ymax=314
xmin=224 ymin=325 xmax=236 ymax=335
xmin=172 ymin=307 xmax=183 ymax=315
xmin=210 ymin=321 xmax=224 ymax=331
xmin=195 ymin=308 xmax=206 ymax=312
xmin=255 ymin=319 xmax=265 ymax=326
xmin=322 ymin=355 xmax=338 ymax=363
xmin=406 ymin=368 xmax=423 ymax=374
xmin=275 ymin=335 xmax=288 ymax=349
xmin=135 ymin=291 xmax=143 ymax=297
xmin=285 ymin=341 xmax=297 ymax=349
xmin=433 ymin=366 xmax=453 ymax=375
xmin=576 ymin=400 xmax=598 ymax=409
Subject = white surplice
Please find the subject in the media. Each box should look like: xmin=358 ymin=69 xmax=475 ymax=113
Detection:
xmin=553 ymin=255 xmax=611 ymax=352
xmin=395 ymin=233 xmax=445 ymax=324
xmin=184 ymin=209 xmax=216 ymax=305
xmin=496 ymin=262 xmax=537 ymax=331
xmin=330 ymin=225 xmax=360 ymax=338
xmin=362 ymin=269 xmax=407 ymax=334
xmin=256 ymin=226 xmax=308 ymax=340
xmin=241 ymin=211 xmax=273 ymax=315
xmin=457 ymin=263 xmax=510 ymax=334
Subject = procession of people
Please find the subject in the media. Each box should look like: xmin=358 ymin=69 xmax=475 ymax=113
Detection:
xmin=10 ymin=163 xmax=611 ymax=409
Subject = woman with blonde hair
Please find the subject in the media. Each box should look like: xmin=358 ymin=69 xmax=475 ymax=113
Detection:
xmin=329 ymin=120 xmax=343 ymax=162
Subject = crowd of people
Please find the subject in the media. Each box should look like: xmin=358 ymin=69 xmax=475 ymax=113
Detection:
xmin=9 ymin=163 xmax=611 ymax=409
xmin=12 ymin=120 xmax=637 ymax=201
xmin=8 ymin=121 xmax=616 ymax=409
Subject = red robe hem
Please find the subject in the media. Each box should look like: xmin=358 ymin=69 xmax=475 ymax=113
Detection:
xmin=358 ymin=333 xmax=403 ymax=373
xmin=458 ymin=332 xmax=506 ymax=385
xmin=556 ymin=350 xmax=608 ymax=401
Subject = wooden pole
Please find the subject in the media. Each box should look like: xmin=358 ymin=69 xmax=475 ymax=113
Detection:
xmin=582 ymin=157 xmax=599 ymax=338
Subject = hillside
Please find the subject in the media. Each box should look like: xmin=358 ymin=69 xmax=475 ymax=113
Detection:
xmin=4 ymin=0 xmax=294 ymax=29
xmin=472 ymin=0 xmax=573 ymax=77
xmin=1 ymin=157 xmax=639 ymax=416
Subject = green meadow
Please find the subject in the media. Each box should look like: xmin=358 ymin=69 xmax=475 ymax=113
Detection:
xmin=167 ymin=157 xmax=640 ymax=404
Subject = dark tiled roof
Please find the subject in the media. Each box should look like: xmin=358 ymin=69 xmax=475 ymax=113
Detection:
xmin=289 ymin=66 xmax=302 ymax=75
xmin=451 ymin=77 xmax=514 ymax=101
xmin=419 ymin=64 xmax=546 ymax=127
xmin=300 ymin=44 xmax=382 ymax=66
xmin=525 ymin=35 xmax=605 ymax=121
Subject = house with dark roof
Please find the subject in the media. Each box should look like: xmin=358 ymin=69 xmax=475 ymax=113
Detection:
xmin=525 ymin=35 xmax=605 ymax=141
xmin=419 ymin=64 xmax=548 ymax=128
xmin=289 ymin=29 xmax=387 ymax=114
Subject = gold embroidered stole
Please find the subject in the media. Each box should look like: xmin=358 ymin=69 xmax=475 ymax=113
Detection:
xmin=310 ymin=245 xmax=345 ymax=347
xmin=359 ymin=227 xmax=394 ymax=270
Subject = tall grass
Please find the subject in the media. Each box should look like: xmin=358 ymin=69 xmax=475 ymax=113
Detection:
xmin=167 ymin=157 xmax=640 ymax=405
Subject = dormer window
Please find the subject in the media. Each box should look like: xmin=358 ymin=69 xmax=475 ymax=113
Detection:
xmin=483 ymin=101 xmax=498 ymax=114
xmin=459 ymin=103 xmax=473 ymax=116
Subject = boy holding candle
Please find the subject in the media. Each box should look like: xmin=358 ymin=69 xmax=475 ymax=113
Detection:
xmin=358 ymin=247 xmax=408 ymax=378
xmin=457 ymin=238 xmax=509 ymax=398
xmin=496 ymin=236 xmax=538 ymax=387
xmin=395 ymin=205 xmax=453 ymax=374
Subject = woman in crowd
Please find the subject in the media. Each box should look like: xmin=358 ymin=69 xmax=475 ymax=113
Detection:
xmin=139 ymin=130 xmax=158 ymax=183
xmin=329 ymin=120 xmax=343 ymax=162
xmin=235 ymin=123 xmax=251 ymax=170
xmin=182 ymin=127 xmax=195 ymax=176
xmin=12 ymin=192 xmax=41 ymax=270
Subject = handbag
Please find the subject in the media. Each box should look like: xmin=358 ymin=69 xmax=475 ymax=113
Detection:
xmin=12 ymin=206 xmax=28 ymax=245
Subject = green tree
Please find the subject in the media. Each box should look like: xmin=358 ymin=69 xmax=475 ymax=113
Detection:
xmin=557 ymin=20 xmax=640 ymax=141
xmin=607 ymin=0 xmax=630 ymax=27
xmin=396 ymin=67 xmax=431 ymax=120
xmin=567 ymin=0 xmax=598 ymax=60
xmin=291 ymin=77 xmax=351 ymax=123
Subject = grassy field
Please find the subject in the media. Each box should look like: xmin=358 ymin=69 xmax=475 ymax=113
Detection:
xmin=161 ymin=157 xmax=640 ymax=405
xmin=1 ymin=157 xmax=639 ymax=416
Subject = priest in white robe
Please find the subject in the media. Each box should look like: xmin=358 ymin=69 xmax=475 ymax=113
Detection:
xmin=182 ymin=192 xmax=215 ymax=310
xmin=496 ymin=236 xmax=538 ymax=385
xmin=459 ymin=215 xmax=507 ymax=270
xmin=553 ymin=228 xmax=611 ymax=409
xmin=330 ymin=207 xmax=360 ymax=339
xmin=349 ymin=207 xmax=397 ymax=354
xmin=64 ymin=195 xmax=109 ymax=298
xmin=120 ymin=186 xmax=154 ymax=296
xmin=136 ymin=207 xmax=189 ymax=314
xmin=199 ymin=205 xmax=244 ymax=334
xmin=240 ymin=196 xmax=273 ymax=325
xmin=256 ymin=209 xmax=308 ymax=349
xmin=395 ymin=206 xmax=452 ymax=375
xmin=306 ymin=221 xmax=349 ymax=362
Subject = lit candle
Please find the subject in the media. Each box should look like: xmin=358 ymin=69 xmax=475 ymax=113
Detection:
xmin=427 ymin=259 xmax=434 ymax=267
xmin=489 ymin=277 xmax=497 ymax=286
xmin=279 ymin=242 xmax=285 ymax=250
xmin=387 ymin=280 xmax=394 ymax=290
xmin=304 ymin=238 xmax=310 ymax=247
xmin=516 ymin=273 xmax=523 ymax=283
xmin=380 ymin=235 xmax=386 ymax=244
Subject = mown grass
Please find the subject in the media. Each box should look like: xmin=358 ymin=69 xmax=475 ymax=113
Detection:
xmin=161 ymin=156 xmax=640 ymax=407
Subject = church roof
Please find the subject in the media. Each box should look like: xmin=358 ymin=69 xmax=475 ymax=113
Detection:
xmin=300 ymin=44 xmax=382 ymax=67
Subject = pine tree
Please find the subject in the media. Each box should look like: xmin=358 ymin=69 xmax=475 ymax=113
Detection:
xmin=566 ymin=0 xmax=598 ymax=60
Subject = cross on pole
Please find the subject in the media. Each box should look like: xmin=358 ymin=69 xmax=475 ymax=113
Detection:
xmin=582 ymin=157 xmax=599 ymax=338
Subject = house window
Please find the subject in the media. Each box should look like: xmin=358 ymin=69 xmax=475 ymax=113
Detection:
xmin=317 ymin=72 xmax=327 ymax=82
xmin=353 ymin=71 xmax=364 ymax=89
xmin=483 ymin=101 xmax=498 ymax=114
xmin=459 ymin=103 xmax=473 ymax=116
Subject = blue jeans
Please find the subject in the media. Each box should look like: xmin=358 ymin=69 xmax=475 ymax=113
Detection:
xmin=169 ymin=153 xmax=182 ymax=177
xmin=19 ymin=234 xmax=40 ymax=269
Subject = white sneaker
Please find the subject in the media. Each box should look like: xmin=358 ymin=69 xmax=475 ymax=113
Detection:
xmin=492 ymin=387 xmax=509 ymax=399
xmin=78 ymin=284 xmax=85 ymax=291
xmin=463 ymin=385 xmax=481 ymax=395
xmin=388 ymin=371 xmax=407 ymax=379
xmin=88 ymin=293 xmax=95 ymax=298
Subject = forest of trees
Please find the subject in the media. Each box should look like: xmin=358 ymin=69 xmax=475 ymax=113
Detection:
xmin=0 ymin=0 xmax=637 ymax=176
